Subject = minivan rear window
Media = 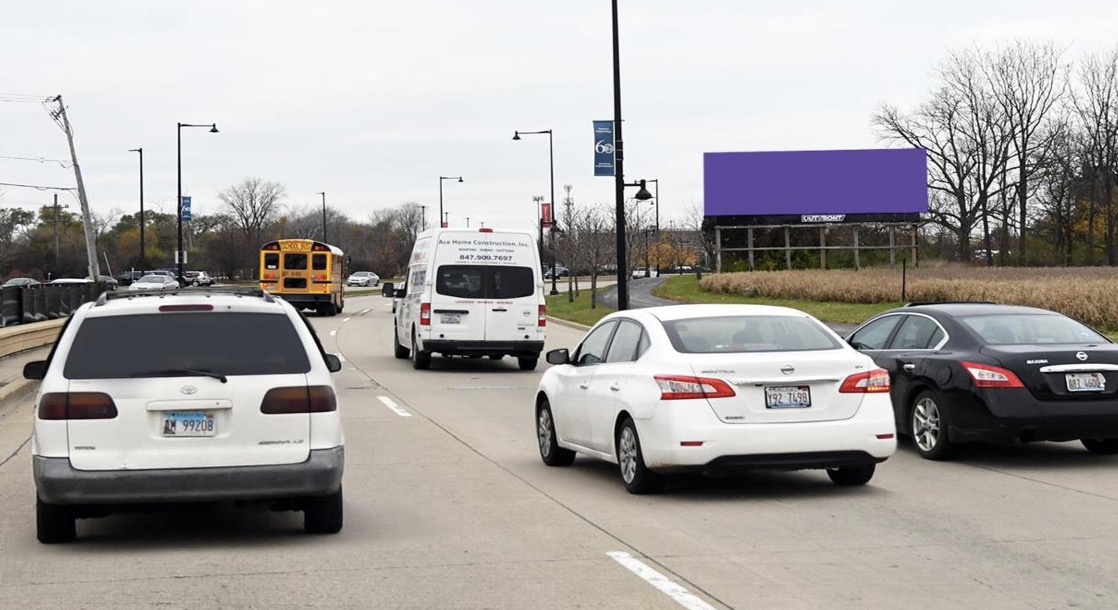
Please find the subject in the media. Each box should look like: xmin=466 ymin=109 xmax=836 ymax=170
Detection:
xmin=435 ymin=265 xmax=534 ymax=299
xmin=64 ymin=312 xmax=311 ymax=379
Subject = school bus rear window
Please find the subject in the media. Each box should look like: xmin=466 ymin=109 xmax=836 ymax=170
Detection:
xmin=284 ymin=253 xmax=307 ymax=270
xmin=313 ymin=254 xmax=327 ymax=270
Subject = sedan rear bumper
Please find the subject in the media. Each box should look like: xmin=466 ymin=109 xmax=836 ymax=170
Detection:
xmin=34 ymin=446 xmax=344 ymax=505
xmin=948 ymin=390 xmax=1118 ymax=442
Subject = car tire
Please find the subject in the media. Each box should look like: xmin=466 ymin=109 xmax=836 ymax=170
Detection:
xmin=36 ymin=497 xmax=76 ymax=544
xmin=393 ymin=325 xmax=410 ymax=359
xmin=911 ymin=390 xmax=954 ymax=460
xmin=303 ymin=486 xmax=343 ymax=534
xmin=537 ymin=399 xmax=576 ymax=466
xmin=518 ymin=356 xmax=538 ymax=371
xmin=1081 ymin=438 xmax=1118 ymax=455
xmin=826 ymin=463 xmax=876 ymax=486
xmin=411 ymin=330 xmax=431 ymax=370
xmin=616 ymin=417 xmax=663 ymax=494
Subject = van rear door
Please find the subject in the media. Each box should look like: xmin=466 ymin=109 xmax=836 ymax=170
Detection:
xmin=485 ymin=266 xmax=542 ymax=344
xmin=431 ymin=265 xmax=487 ymax=343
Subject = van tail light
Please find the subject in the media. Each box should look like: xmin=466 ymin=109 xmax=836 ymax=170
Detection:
xmin=420 ymin=302 xmax=431 ymax=326
xmin=38 ymin=392 xmax=118 ymax=420
xmin=261 ymin=386 xmax=337 ymax=414
xmin=839 ymin=369 xmax=891 ymax=393
xmin=478 ymin=228 xmax=494 ymax=232
xmin=962 ymin=361 xmax=1024 ymax=388
xmin=538 ymin=305 xmax=547 ymax=327
xmin=654 ymin=375 xmax=736 ymax=400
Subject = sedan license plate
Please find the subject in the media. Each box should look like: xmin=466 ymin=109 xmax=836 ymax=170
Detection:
xmin=440 ymin=314 xmax=461 ymax=324
xmin=765 ymin=386 xmax=811 ymax=408
xmin=1066 ymin=372 xmax=1106 ymax=392
xmin=162 ymin=411 xmax=216 ymax=437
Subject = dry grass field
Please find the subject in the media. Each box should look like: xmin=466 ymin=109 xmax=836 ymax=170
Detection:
xmin=699 ymin=266 xmax=1118 ymax=331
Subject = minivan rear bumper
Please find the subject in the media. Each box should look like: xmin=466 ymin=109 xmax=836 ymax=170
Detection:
xmin=423 ymin=340 xmax=544 ymax=357
xmin=34 ymin=446 xmax=344 ymax=505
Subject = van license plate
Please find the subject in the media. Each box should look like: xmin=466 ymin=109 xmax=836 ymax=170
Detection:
xmin=162 ymin=411 xmax=216 ymax=437
xmin=765 ymin=386 xmax=811 ymax=408
xmin=1066 ymin=372 xmax=1105 ymax=392
xmin=440 ymin=314 xmax=461 ymax=324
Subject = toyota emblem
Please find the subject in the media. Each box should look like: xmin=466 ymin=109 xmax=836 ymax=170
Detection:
xmin=181 ymin=385 xmax=198 ymax=395
xmin=1076 ymin=352 xmax=1089 ymax=362
xmin=781 ymin=365 xmax=795 ymax=375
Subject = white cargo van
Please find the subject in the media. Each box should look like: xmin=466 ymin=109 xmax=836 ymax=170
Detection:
xmin=393 ymin=228 xmax=547 ymax=370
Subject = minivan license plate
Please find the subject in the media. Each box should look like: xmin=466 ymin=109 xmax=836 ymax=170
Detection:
xmin=440 ymin=314 xmax=461 ymax=324
xmin=162 ymin=411 xmax=216 ymax=437
xmin=765 ymin=386 xmax=811 ymax=408
xmin=1066 ymin=372 xmax=1105 ymax=392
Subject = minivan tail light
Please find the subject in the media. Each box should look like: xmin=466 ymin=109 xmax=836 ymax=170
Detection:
xmin=839 ymin=369 xmax=891 ymax=393
xmin=538 ymin=305 xmax=546 ymax=327
xmin=478 ymin=228 xmax=493 ymax=232
xmin=654 ymin=375 xmax=736 ymax=400
xmin=260 ymin=386 xmax=338 ymax=414
xmin=962 ymin=361 xmax=1024 ymax=388
xmin=38 ymin=392 xmax=118 ymax=420
xmin=420 ymin=302 xmax=431 ymax=326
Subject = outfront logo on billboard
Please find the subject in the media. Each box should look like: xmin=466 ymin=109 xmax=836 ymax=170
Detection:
xmin=801 ymin=214 xmax=846 ymax=223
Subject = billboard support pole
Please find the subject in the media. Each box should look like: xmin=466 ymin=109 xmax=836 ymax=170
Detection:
xmin=715 ymin=226 xmax=723 ymax=273
xmin=784 ymin=226 xmax=792 ymax=270
xmin=889 ymin=225 xmax=896 ymax=267
xmin=819 ymin=226 xmax=826 ymax=270
xmin=746 ymin=227 xmax=753 ymax=272
xmin=911 ymin=224 xmax=919 ymax=268
xmin=853 ymin=225 xmax=861 ymax=270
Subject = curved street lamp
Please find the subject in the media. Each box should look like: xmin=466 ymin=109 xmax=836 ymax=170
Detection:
xmin=513 ymin=129 xmax=559 ymax=295
xmin=439 ymin=176 xmax=463 ymax=228
xmin=177 ymin=122 xmax=218 ymax=284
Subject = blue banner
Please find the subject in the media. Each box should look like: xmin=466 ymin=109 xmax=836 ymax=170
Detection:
xmin=593 ymin=120 xmax=615 ymax=177
xmin=181 ymin=196 xmax=192 ymax=221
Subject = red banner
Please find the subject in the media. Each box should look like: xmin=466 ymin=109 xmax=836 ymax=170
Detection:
xmin=541 ymin=202 xmax=553 ymax=228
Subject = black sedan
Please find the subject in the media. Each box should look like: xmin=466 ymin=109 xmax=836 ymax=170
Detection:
xmin=846 ymin=302 xmax=1118 ymax=459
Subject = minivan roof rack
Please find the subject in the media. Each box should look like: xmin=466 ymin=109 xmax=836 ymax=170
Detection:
xmin=95 ymin=286 xmax=276 ymax=306
xmin=903 ymin=301 xmax=997 ymax=307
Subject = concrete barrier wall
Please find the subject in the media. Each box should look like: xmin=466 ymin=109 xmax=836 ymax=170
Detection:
xmin=0 ymin=318 xmax=65 ymax=359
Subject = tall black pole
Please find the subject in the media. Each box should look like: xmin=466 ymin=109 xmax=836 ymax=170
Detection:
xmin=611 ymin=0 xmax=628 ymax=310
xmin=439 ymin=179 xmax=444 ymax=228
xmin=318 ymin=191 xmax=327 ymax=243
xmin=130 ymin=147 xmax=145 ymax=268
xmin=176 ymin=123 xmax=183 ymax=284
xmin=653 ymin=179 xmax=659 ymax=277
xmin=547 ymin=130 xmax=559 ymax=295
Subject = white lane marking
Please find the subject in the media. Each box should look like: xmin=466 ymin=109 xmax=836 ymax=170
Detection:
xmin=377 ymin=396 xmax=412 ymax=417
xmin=344 ymin=317 xmax=351 ymax=322
xmin=359 ymin=308 xmax=372 ymax=315
xmin=329 ymin=330 xmax=337 ymax=337
xmin=607 ymin=552 xmax=716 ymax=610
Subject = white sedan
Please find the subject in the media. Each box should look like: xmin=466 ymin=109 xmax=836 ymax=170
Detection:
xmin=128 ymin=274 xmax=179 ymax=291
xmin=534 ymin=304 xmax=897 ymax=493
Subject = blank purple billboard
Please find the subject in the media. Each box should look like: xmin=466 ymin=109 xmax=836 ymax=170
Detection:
xmin=703 ymin=149 xmax=928 ymax=217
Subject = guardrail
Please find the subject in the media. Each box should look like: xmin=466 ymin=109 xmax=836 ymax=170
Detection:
xmin=1 ymin=283 xmax=109 ymax=327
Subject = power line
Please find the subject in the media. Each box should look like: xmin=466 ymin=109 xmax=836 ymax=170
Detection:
xmin=0 ymin=92 xmax=52 ymax=103
xmin=0 ymin=155 xmax=72 ymax=167
xmin=0 ymin=181 xmax=76 ymax=191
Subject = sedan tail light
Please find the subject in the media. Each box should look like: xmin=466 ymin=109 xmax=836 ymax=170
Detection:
xmin=38 ymin=392 xmax=118 ymax=420
xmin=260 ymin=386 xmax=338 ymax=414
xmin=839 ymin=369 xmax=890 ymax=393
xmin=962 ymin=361 xmax=1024 ymax=388
xmin=654 ymin=375 xmax=736 ymax=400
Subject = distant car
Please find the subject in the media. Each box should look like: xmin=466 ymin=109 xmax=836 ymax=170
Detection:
xmin=2 ymin=277 xmax=41 ymax=288
xmin=85 ymin=275 xmax=119 ymax=290
xmin=128 ymin=275 xmax=179 ymax=291
xmin=346 ymin=271 xmax=379 ymax=287
xmin=145 ymin=269 xmax=186 ymax=288
xmin=48 ymin=278 xmax=94 ymax=286
xmin=543 ymin=265 xmax=570 ymax=279
xmin=115 ymin=270 xmax=146 ymax=286
xmin=184 ymin=271 xmax=215 ymax=286
xmin=631 ymin=268 xmax=650 ymax=279
xmin=847 ymin=302 xmax=1118 ymax=460
xmin=535 ymin=304 xmax=896 ymax=493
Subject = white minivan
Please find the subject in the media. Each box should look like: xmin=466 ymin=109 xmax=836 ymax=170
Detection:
xmin=393 ymin=228 xmax=547 ymax=370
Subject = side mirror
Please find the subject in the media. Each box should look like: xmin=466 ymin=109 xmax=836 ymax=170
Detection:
xmin=381 ymin=282 xmax=394 ymax=297
xmin=545 ymin=348 xmax=570 ymax=365
xmin=23 ymin=360 xmax=46 ymax=380
xmin=324 ymin=353 xmax=342 ymax=373
xmin=394 ymin=288 xmax=406 ymax=298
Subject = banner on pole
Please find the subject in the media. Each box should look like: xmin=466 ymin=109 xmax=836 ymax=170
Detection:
xmin=541 ymin=202 xmax=553 ymax=228
xmin=181 ymin=196 xmax=192 ymax=221
xmin=593 ymin=120 xmax=615 ymax=177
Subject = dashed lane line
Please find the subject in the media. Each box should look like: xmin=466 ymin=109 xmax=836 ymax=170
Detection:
xmin=377 ymin=395 xmax=412 ymax=417
xmin=607 ymin=552 xmax=717 ymax=610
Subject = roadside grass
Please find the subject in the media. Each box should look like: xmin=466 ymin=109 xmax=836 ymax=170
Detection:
xmin=546 ymin=286 xmax=614 ymax=327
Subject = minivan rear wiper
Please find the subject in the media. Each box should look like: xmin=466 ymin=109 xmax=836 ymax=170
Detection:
xmin=129 ymin=368 xmax=228 ymax=383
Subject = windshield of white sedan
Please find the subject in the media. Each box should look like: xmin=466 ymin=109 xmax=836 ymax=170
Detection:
xmin=63 ymin=313 xmax=311 ymax=379
xmin=958 ymin=314 xmax=1108 ymax=345
xmin=661 ymin=315 xmax=841 ymax=353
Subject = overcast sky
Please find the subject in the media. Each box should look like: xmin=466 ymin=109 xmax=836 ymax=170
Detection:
xmin=2 ymin=0 xmax=1116 ymax=236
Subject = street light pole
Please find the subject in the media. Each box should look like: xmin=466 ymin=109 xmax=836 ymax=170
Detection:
xmin=177 ymin=122 xmax=218 ymax=284
xmin=512 ymin=128 xmax=558 ymax=295
xmin=646 ymin=178 xmax=659 ymax=277
xmin=317 ymin=191 xmax=327 ymax=242
xmin=128 ymin=147 xmax=144 ymax=268
xmin=439 ymin=176 xmax=463 ymax=228
xmin=611 ymin=0 xmax=629 ymax=310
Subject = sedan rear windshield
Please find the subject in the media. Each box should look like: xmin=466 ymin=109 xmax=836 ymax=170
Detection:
xmin=435 ymin=265 xmax=534 ymax=299
xmin=64 ymin=312 xmax=311 ymax=379
xmin=958 ymin=314 xmax=1109 ymax=345
xmin=661 ymin=315 xmax=841 ymax=353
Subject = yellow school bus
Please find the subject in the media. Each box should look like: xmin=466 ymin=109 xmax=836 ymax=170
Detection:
xmin=259 ymin=239 xmax=345 ymax=315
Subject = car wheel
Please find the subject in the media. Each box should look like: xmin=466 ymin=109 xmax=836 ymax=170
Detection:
xmin=411 ymin=330 xmax=431 ymax=370
xmin=393 ymin=325 xmax=410 ymax=359
xmin=36 ymin=497 xmax=76 ymax=544
xmin=537 ymin=399 xmax=576 ymax=466
xmin=518 ymin=356 xmax=538 ymax=371
xmin=826 ymin=463 xmax=876 ymax=486
xmin=616 ymin=417 xmax=663 ymax=494
xmin=303 ymin=486 xmax=343 ymax=534
xmin=1081 ymin=438 xmax=1118 ymax=455
xmin=911 ymin=390 xmax=954 ymax=460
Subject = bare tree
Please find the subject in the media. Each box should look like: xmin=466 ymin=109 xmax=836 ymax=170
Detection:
xmin=575 ymin=203 xmax=614 ymax=309
xmin=1073 ymin=48 xmax=1118 ymax=265
xmin=218 ymin=177 xmax=286 ymax=248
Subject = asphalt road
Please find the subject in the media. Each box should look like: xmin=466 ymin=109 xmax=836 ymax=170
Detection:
xmin=1 ymin=294 xmax=1117 ymax=608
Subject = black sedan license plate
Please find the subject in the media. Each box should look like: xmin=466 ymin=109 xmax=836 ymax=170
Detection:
xmin=1066 ymin=372 xmax=1105 ymax=392
xmin=765 ymin=386 xmax=811 ymax=408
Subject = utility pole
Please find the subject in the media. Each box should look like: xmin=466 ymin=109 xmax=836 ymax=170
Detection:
xmin=48 ymin=96 xmax=100 ymax=280
xmin=45 ymin=194 xmax=70 ymax=279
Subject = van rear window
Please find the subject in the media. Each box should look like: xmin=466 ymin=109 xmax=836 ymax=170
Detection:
xmin=435 ymin=265 xmax=534 ymax=299
xmin=63 ymin=313 xmax=311 ymax=379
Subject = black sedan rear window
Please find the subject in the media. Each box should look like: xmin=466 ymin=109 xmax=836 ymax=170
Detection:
xmin=661 ymin=315 xmax=841 ymax=353
xmin=64 ymin=312 xmax=311 ymax=379
xmin=958 ymin=314 xmax=1109 ymax=345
